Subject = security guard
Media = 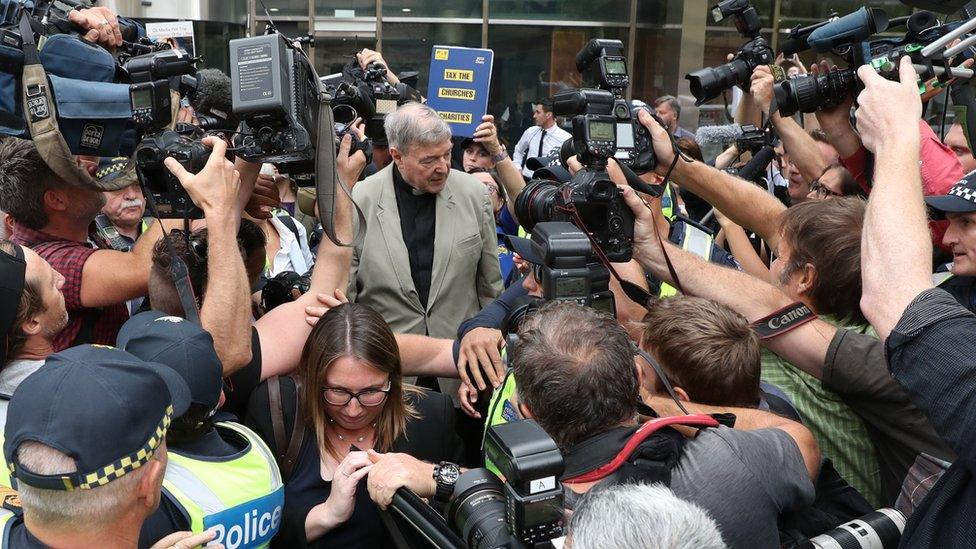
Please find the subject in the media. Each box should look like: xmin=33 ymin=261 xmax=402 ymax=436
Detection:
xmin=118 ymin=311 xmax=284 ymax=549
xmin=0 ymin=345 xmax=191 ymax=547
xmin=925 ymin=172 xmax=976 ymax=314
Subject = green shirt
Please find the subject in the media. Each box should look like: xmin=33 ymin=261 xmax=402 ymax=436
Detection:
xmin=761 ymin=316 xmax=882 ymax=508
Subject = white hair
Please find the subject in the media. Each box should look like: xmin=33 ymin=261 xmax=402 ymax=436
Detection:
xmin=15 ymin=441 xmax=149 ymax=530
xmin=384 ymin=102 xmax=452 ymax=154
xmin=569 ymin=483 xmax=726 ymax=549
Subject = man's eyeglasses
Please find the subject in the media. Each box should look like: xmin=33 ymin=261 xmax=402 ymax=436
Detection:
xmin=809 ymin=165 xmax=843 ymax=198
xmin=322 ymin=381 xmax=392 ymax=407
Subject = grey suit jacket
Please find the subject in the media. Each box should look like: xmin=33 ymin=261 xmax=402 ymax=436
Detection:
xmin=348 ymin=164 xmax=503 ymax=342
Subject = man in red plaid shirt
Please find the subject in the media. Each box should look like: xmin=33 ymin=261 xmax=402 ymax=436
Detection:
xmin=0 ymin=139 xmax=171 ymax=350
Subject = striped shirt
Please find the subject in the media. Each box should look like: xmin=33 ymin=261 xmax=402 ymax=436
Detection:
xmin=761 ymin=316 xmax=882 ymax=507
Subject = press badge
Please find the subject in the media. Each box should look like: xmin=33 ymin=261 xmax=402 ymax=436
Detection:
xmin=502 ymin=399 xmax=519 ymax=422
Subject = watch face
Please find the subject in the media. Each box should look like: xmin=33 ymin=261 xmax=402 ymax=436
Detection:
xmin=440 ymin=464 xmax=460 ymax=484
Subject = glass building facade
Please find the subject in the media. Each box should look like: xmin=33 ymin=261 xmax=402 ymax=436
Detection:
xmin=250 ymin=0 xmax=918 ymax=138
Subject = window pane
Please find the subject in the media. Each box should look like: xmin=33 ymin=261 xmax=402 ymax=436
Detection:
xmin=489 ymin=0 xmax=630 ymax=22
xmin=383 ymin=0 xmax=482 ymax=18
xmin=381 ymin=23 xmax=483 ymax=97
xmin=632 ymin=1 xmax=680 ymax=111
xmin=487 ymin=25 xmax=629 ymax=150
xmin=314 ymin=35 xmax=376 ymax=76
xmin=262 ymin=0 xmax=307 ymax=17
xmin=315 ymin=1 xmax=376 ymax=17
xmin=777 ymin=0 xmax=911 ymax=28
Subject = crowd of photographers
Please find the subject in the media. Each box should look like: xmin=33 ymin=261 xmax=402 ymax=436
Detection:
xmin=4 ymin=1 xmax=976 ymax=548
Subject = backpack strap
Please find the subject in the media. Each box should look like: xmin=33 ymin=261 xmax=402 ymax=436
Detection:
xmin=267 ymin=376 xmax=307 ymax=482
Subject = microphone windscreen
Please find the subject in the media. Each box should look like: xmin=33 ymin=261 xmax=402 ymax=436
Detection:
xmin=695 ymin=124 xmax=744 ymax=146
xmin=192 ymin=69 xmax=237 ymax=126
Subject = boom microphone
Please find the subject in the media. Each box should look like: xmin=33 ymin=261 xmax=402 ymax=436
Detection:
xmin=695 ymin=124 xmax=745 ymax=146
xmin=189 ymin=69 xmax=238 ymax=131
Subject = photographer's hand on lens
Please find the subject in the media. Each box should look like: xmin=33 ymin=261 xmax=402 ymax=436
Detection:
xmin=356 ymin=48 xmax=400 ymax=86
xmin=750 ymin=65 xmax=776 ymax=115
xmin=472 ymin=115 xmax=503 ymax=156
xmin=315 ymin=451 xmax=373 ymax=528
xmin=855 ymin=56 xmax=922 ymax=155
xmin=338 ymin=132 xmax=368 ymax=188
xmin=69 ymin=6 xmax=123 ymax=48
xmin=636 ymin=109 xmax=678 ymax=177
xmin=456 ymin=327 xmax=505 ymax=390
xmin=246 ymin=173 xmax=281 ymax=219
xmin=149 ymin=528 xmax=221 ymax=549
xmin=164 ymin=136 xmax=241 ymax=220
xmin=305 ymin=288 xmax=349 ymax=327
xmin=366 ymin=450 xmax=436 ymax=510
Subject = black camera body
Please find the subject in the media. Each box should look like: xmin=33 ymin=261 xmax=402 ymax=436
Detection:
xmin=686 ymin=0 xmax=780 ymax=105
xmin=735 ymin=123 xmax=768 ymax=154
xmin=134 ymin=129 xmax=212 ymax=218
xmin=324 ymin=58 xmax=421 ymax=143
xmin=444 ymin=420 xmax=565 ymax=549
xmin=516 ymin=174 xmax=635 ymax=263
xmin=528 ymin=222 xmax=616 ymax=314
xmin=574 ymin=39 xmax=654 ymax=173
xmin=230 ymin=32 xmax=320 ymax=177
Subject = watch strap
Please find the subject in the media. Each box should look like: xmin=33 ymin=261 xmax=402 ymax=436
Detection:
xmin=491 ymin=150 xmax=509 ymax=163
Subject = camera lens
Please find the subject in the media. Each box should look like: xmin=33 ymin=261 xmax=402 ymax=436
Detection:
xmin=686 ymin=58 xmax=751 ymax=104
xmin=515 ymin=179 xmax=561 ymax=231
xmin=775 ymin=70 xmax=855 ymax=117
xmin=446 ymin=469 xmax=519 ymax=549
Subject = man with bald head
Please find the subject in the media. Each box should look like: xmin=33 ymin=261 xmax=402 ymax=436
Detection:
xmin=348 ymin=103 xmax=502 ymax=398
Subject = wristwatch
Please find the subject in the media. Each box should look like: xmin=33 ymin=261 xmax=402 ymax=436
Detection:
xmin=491 ymin=150 xmax=509 ymax=163
xmin=432 ymin=461 xmax=461 ymax=502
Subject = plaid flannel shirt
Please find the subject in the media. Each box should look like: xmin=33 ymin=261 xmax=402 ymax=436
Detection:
xmin=12 ymin=223 xmax=129 ymax=350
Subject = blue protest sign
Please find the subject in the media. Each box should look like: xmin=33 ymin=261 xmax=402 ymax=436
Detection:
xmin=426 ymin=45 xmax=494 ymax=137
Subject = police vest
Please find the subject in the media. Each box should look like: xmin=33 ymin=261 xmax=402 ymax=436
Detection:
xmin=658 ymin=219 xmax=715 ymax=298
xmin=0 ymin=508 xmax=14 ymax=548
xmin=484 ymin=361 xmax=519 ymax=476
xmin=163 ymin=422 xmax=284 ymax=549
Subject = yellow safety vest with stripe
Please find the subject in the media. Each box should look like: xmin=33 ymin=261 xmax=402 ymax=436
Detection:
xmin=162 ymin=422 xmax=284 ymax=549
xmin=657 ymin=183 xmax=717 ymax=298
xmin=0 ymin=507 xmax=15 ymax=547
xmin=484 ymin=350 xmax=519 ymax=476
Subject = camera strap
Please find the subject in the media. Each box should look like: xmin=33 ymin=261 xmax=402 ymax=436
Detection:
xmin=749 ymin=301 xmax=817 ymax=339
xmin=313 ymin=70 xmax=366 ymax=248
xmin=18 ymin=13 xmax=128 ymax=192
xmin=562 ymin=414 xmax=719 ymax=484
xmin=140 ymin=185 xmax=202 ymax=326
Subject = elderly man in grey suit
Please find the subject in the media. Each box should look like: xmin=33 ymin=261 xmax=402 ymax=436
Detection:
xmin=348 ymin=102 xmax=503 ymax=397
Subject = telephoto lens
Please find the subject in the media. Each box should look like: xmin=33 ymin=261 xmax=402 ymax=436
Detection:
xmin=687 ymin=58 xmax=753 ymax=105
xmin=774 ymin=69 xmax=856 ymax=117
xmin=806 ymin=508 xmax=906 ymax=549
xmin=445 ymin=469 xmax=520 ymax=549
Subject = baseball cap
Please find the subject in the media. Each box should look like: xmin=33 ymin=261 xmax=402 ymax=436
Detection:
xmin=117 ymin=311 xmax=223 ymax=412
xmin=4 ymin=345 xmax=190 ymax=491
xmin=460 ymin=137 xmax=484 ymax=152
xmin=926 ymin=170 xmax=976 ymax=219
xmin=0 ymin=243 xmax=26 ymax=364
xmin=503 ymin=234 xmax=544 ymax=265
xmin=95 ymin=156 xmax=139 ymax=188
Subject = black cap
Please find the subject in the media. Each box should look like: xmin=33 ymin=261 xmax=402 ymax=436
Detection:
xmin=926 ymin=170 xmax=976 ymax=219
xmin=533 ymin=165 xmax=572 ymax=184
xmin=503 ymin=234 xmax=544 ymax=265
xmin=460 ymin=137 xmax=484 ymax=151
xmin=0 ymin=243 xmax=26 ymax=364
xmin=117 ymin=311 xmax=223 ymax=412
xmin=4 ymin=345 xmax=190 ymax=491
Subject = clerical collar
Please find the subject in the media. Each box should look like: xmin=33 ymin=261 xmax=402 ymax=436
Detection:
xmin=393 ymin=164 xmax=432 ymax=196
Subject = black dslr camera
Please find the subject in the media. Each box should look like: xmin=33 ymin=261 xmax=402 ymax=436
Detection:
xmin=516 ymin=88 xmax=635 ymax=262
xmin=528 ymin=222 xmax=615 ymax=315
xmin=127 ymin=48 xmax=220 ymax=219
xmin=324 ymin=57 xmax=422 ymax=143
xmin=230 ymin=32 xmax=321 ymax=178
xmin=571 ymin=38 xmax=654 ymax=173
xmin=686 ymin=0 xmax=781 ymax=104
xmin=389 ymin=420 xmax=565 ymax=549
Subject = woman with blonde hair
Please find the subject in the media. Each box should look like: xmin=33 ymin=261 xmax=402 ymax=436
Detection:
xmin=246 ymin=303 xmax=462 ymax=548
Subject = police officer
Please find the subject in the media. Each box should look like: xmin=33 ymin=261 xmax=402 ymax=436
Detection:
xmin=118 ymin=311 xmax=284 ymax=549
xmin=0 ymin=345 xmax=192 ymax=548
xmin=925 ymin=171 xmax=976 ymax=313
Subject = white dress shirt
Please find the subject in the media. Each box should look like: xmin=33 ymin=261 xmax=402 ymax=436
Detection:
xmin=512 ymin=123 xmax=572 ymax=177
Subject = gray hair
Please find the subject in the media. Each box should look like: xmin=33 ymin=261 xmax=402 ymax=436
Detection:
xmin=384 ymin=103 xmax=453 ymax=154
xmin=569 ymin=483 xmax=726 ymax=549
xmin=0 ymin=137 xmax=61 ymax=230
xmin=654 ymin=95 xmax=681 ymax=118
xmin=16 ymin=441 xmax=152 ymax=531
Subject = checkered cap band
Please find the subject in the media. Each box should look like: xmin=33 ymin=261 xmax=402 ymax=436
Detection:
xmin=949 ymin=183 xmax=976 ymax=203
xmin=9 ymin=405 xmax=173 ymax=491
xmin=95 ymin=157 xmax=129 ymax=180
